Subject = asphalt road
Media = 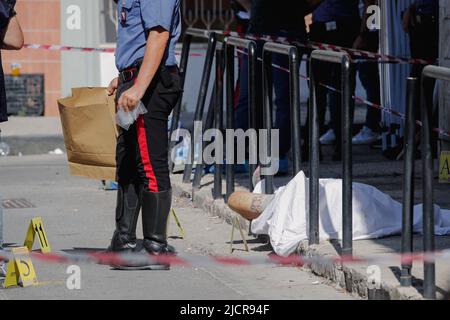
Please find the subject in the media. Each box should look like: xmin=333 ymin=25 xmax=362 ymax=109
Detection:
xmin=0 ymin=155 xmax=353 ymax=300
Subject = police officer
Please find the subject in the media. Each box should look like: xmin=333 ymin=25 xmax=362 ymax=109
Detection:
xmin=107 ymin=0 xmax=182 ymax=270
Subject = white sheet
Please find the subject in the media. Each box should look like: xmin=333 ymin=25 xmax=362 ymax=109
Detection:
xmin=251 ymin=171 xmax=450 ymax=257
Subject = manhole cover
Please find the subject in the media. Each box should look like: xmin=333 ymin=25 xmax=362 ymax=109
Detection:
xmin=1 ymin=199 xmax=36 ymax=209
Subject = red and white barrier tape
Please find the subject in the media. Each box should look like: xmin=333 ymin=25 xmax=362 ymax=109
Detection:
xmin=23 ymin=44 xmax=204 ymax=57
xmin=224 ymin=31 xmax=433 ymax=66
xmin=1 ymin=248 xmax=450 ymax=268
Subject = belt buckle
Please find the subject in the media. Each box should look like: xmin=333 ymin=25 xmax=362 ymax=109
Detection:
xmin=120 ymin=69 xmax=134 ymax=83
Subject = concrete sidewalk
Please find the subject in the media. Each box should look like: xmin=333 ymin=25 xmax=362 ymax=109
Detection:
xmin=170 ymin=145 xmax=450 ymax=300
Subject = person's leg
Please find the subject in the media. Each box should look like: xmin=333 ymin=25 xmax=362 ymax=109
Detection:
xmin=328 ymin=63 xmax=343 ymax=158
xmin=109 ymin=82 xmax=142 ymax=253
xmin=272 ymin=52 xmax=291 ymax=159
xmin=358 ymin=62 xmax=381 ymax=132
xmin=235 ymin=56 xmax=249 ymax=131
xmin=136 ymin=69 xmax=181 ymax=257
xmin=328 ymin=21 xmax=360 ymax=159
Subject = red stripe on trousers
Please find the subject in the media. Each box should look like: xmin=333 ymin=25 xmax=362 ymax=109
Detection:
xmin=136 ymin=116 xmax=159 ymax=192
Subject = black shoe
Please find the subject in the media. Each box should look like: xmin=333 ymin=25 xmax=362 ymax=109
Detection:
xmin=141 ymin=189 xmax=176 ymax=270
xmin=110 ymin=239 xmax=171 ymax=271
xmin=108 ymin=183 xmax=141 ymax=253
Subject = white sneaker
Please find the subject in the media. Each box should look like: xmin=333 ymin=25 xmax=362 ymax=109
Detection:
xmin=319 ymin=129 xmax=336 ymax=145
xmin=352 ymin=126 xmax=381 ymax=145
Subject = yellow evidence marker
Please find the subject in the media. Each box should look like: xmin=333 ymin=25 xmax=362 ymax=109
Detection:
xmin=167 ymin=208 xmax=186 ymax=239
xmin=440 ymin=151 xmax=450 ymax=184
xmin=23 ymin=217 xmax=51 ymax=254
xmin=3 ymin=247 xmax=38 ymax=288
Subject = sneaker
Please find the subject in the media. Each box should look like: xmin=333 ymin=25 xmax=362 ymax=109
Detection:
xmin=352 ymin=126 xmax=381 ymax=145
xmin=319 ymin=129 xmax=336 ymax=145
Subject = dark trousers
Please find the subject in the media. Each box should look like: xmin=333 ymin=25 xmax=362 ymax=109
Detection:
xmin=116 ymin=67 xmax=182 ymax=193
xmin=357 ymin=54 xmax=381 ymax=132
xmin=234 ymin=41 xmax=293 ymax=158
xmin=307 ymin=19 xmax=360 ymax=153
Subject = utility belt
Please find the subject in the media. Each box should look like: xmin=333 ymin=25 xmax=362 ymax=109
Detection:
xmin=119 ymin=58 xmax=179 ymax=88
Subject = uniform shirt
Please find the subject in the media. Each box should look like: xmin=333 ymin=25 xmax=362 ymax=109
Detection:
xmin=248 ymin=0 xmax=308 ymax=38
xmin=115 ymin=0 xmax=181 ymax=71
xmin=313 ymin=0 xmax=360 ymax=23
xmin=415 ymin=0 xmax=438 ymax=15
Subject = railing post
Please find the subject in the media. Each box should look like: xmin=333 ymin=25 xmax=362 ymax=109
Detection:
xmin=341 ymin=55 xmax=354 ymax=257
xmin=421 ymin=69 xmax=436 ymax=300
xmin=247 ymin=41 xmax=258 ymax=191
xmin=262 ymin=48 xmax=274 ymax=195
xmin=401 ymin=77 xmax=419 ymax=287
xmin=288 ymin=47 xmax=302 ymax=175
xmin=309 ymin=57 xmax=320 ymax=245
xmin=183 ymin=31 xmax=217 ymax=183
xmin=169 ymin=33 xmax=192 ymax=172
xmin=225 ymin=41 xmax=235 ymax=202
xmin=419 ymin=65 xmax=450 ymax=299
xmin=309 ymin=50 xmax=354 ymax=252
xmin=213 ymin=47 xmax=224 ymax=199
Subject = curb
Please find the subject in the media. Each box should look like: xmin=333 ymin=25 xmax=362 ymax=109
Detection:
xmin=295 ymin=242 xmax=423 ymax=300
xmin=171 ymin=175 xmax=424 ymax=300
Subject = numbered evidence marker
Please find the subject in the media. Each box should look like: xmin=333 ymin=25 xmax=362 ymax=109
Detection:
xmin=23 ymin=217 xmax=51 ymax=254
xmin=440 ymin=151 xmax=450 ymax=184
xmin=3 ymin=247 xmax=38 ymax=288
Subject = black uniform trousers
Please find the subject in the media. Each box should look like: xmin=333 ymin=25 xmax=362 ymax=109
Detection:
xmin=115 ymin=66 xmax=182 ymax=193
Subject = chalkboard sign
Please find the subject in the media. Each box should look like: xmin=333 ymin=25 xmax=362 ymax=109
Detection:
xmin=5 ymin=74 xmax=45 ymax=116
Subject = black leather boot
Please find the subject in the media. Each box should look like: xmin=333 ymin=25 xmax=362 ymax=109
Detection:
xmin=108 ymin=183 xmax=141 ymax=252
xmin=141 ymin=189 xmax=176 ymax=269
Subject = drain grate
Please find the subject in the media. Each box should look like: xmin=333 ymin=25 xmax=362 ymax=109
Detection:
xmin=1 ymin=198 xmax=36 ymax=209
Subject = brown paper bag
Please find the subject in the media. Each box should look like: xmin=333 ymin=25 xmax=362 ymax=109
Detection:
xmin=57 ymin=87 xmax=118 ymax=181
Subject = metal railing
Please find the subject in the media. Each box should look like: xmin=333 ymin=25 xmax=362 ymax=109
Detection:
xmin=309 ymin=50 xmax=355 ymax=256
xmin=212 ymin=47 xmax=225 ymax=199
xmin=401 ymin=77 xmax=419 ymax=288
xmin=176 ymin=28 xmax=217 ymax=184
xmin=262 ymin=42 xmax=303 ymax=195
xmin=419 ymin=65 xmax=450 ymax=299
xmin=173 ymin=28 xmax=449 ymax=299
xmin=224 ymin=37 xmax=257 ymax=200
